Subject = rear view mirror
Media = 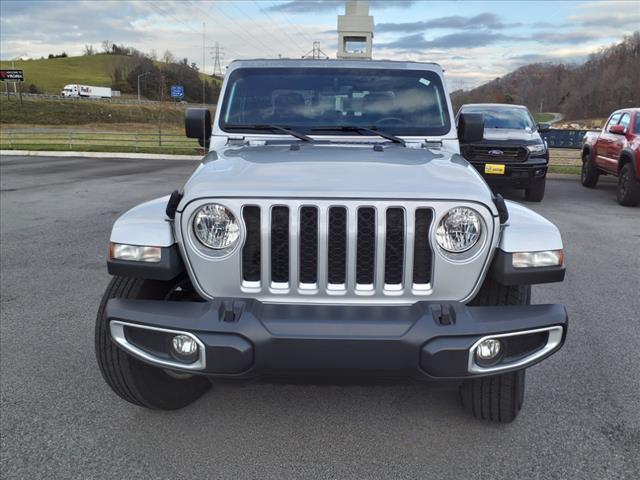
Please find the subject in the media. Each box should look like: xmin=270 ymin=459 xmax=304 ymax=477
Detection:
xmin=609 ymin=124 xmax=625 ymax=135
xmin=537 ymin=123 xmax=551 ymax=132
xmin=458 ymin=113 xmax=484 ymax=144
xmin=185 ymin=108 xmax=212 ymax=147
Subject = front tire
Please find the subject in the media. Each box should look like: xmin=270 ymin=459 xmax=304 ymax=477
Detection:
xmin=95 ymin=276 xmax=211 ymax=410
xmin=461 ymin=279 xmax=530 ymax=422
xmin=524 ymin=178 xmax=546 ymax=202
xmin=581 ymin=151 xmax=600 ymax=188
xmin=617 ymin=163 xmax=640 ymax=206
xmin=460 ymin=370 xmax=525 ymax=423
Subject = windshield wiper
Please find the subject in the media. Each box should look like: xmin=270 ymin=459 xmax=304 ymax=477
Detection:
xmin=225 ymin=124 xmax=314 ymax=143
xmin=311 ymin=125 xmax=406 ymax=147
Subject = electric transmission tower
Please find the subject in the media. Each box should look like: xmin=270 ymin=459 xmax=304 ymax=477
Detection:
xmin=210 ymin=42 xmax=224 ymax=77
xmin=302 ymin=41 xmax=329 ymax=59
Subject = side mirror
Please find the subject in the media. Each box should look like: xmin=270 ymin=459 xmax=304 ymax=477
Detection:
xmin=185 ymin=108 xmax=212 ymax=147
xmin=537 ymin=123 xmax=551 ymax=132
xmin=609 ymin=124 xmax=625 ymax=135
xmin=458 ymin=113 xmax=484 ymax=144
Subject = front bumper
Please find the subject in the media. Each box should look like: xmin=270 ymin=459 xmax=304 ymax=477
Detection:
xmin=106 ymin=298 xmax=567 ymax=380
xmin=471 ymin=157 xmax=548 ymax=188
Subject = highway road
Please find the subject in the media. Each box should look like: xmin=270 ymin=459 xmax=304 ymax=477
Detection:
xmin=1 ymin=155 xmax=638 ymax=479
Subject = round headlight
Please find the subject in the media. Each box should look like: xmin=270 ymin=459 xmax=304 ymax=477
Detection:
xmin=435 ymin=207 xmax=482 ymax=253
xmin=193 ymin=203 xmax=240 ymax=250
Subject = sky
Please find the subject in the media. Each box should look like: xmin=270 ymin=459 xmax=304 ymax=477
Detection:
xmin=1 ymin=0 xmax=638 ymax=90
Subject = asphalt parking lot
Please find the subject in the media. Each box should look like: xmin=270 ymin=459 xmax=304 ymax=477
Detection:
xmin=1 ymin=154 xmax=639 ymax=480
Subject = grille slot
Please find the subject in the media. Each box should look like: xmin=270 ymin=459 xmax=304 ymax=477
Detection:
xmin=384 ymin=208 xmax=405 ymax=285
xmin=299 ymin=206 xmax=318 ymax=284
xmin=328 ymin=207 xmax=347 ymax=285
xmin=270 ymin=206 xmax=289 ymax=284
xmin=356 ymin=207 xmax=376 ymax=285
xmin=241 ymin=206 xmax=261 ymax=282
xmin=413 ymin=209 xmax=433 ymax=285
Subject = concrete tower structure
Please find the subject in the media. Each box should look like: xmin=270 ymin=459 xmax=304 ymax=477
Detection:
xmin=337 ymin=1 xmax=373 ymax=60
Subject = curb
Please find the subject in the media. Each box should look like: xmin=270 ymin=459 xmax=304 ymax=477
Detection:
xmin=0 ymin=150 xmax=202 ymax=161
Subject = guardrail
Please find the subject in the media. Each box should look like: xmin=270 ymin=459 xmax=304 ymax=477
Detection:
xmin=0 ymin=130 xmax=205 ymax=154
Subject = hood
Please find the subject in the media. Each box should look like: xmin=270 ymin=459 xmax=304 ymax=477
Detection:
xmin=181 ymin=143 xmax=495 ymax=207
xmin=482 ymin=128 xmax=540 ymax=143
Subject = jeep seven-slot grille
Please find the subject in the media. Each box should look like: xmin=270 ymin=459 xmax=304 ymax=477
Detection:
xmin=241 ymin=204 xmax=433 ymax=293
xmin=463 ymin=145 xmax=527 ymax=163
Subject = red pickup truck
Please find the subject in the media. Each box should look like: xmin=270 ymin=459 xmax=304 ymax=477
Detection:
xmin=582 ymin=108 xmax=640 ymax=206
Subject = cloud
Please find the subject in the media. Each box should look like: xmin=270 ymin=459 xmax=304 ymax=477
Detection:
xmin=376 ymin=13 xmax=520 ymax=33
xmin=569 ymin=5 xmax=640 ymax=28
xmin=533 ymin=32 xmax=598 ymax=44
xmin=264 ymin=0 xmax=416 ymax=13
xmin=379 ymin=32 xmax=522 ymax=51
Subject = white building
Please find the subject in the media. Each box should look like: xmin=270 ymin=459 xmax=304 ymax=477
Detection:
xmin=337 ymin=1 xmax=374 ymax=60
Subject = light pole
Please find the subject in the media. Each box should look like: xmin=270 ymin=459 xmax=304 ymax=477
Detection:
xmin=137 ymin=72 xmax=150 ymax=103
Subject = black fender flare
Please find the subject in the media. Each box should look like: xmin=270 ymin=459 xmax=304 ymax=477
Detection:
xmin=618 ymin=148 xmax=638 ymax=176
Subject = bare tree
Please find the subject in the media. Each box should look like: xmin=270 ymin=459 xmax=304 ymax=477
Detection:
xmin=162 ymin=50 xmax=175 ymax=64
xmin=101 ymin=40 xmax=114 ymax=54
xmin=451 ymin=32 xmax=640 ymax=120
xmin=83 ymin=44 xmax=95 ymax=56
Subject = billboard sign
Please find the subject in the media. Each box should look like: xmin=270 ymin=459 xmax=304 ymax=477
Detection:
xmin=0 ymin=69 xmax=24 ymax=82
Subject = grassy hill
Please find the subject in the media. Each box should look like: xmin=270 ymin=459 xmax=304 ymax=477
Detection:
xmin=0 ymin=54 xmax=219 ymax=96
xmin=0 ymin=95 xmax=199 ymax=126
xmin=1 ymin=55 xmax=124 ymax=94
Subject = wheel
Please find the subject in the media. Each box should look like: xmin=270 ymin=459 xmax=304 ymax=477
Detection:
xmin=617 ymin=163 xmax=640 ymax=206
xmin=581 ymin=151 xmax=599 ymax=188
xmin=459 ymin=370 xmax=525 ymax=423
xmin=461 ymin=279 xmax=531 ymax=422
xmin=95 ymin=276 xmax=211 ymax=410
xmin=524 ymin=178 xmax=546 ymax=202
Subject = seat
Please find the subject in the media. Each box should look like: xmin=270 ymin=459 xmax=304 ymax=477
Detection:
xmin=272 ymin=93 xmax=306 ymax=123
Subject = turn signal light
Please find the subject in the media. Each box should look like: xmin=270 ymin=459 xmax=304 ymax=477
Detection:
xmin=512 ymin=250 xmax=563 ymax=268
xmin=109 ymin=242 xmax=162 ymax=263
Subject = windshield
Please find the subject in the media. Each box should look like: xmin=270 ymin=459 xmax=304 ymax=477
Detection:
xmin=220 ymin=67 xmax=451 ymax=136
xmin=460 ymin=106 xmax=535 ymax=130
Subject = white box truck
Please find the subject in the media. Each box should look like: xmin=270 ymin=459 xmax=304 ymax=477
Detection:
xmin=60 ymin=84 xmax=112 ymax=98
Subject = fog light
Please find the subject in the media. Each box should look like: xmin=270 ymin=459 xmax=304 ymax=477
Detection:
xmin=172 ymin=335 xmax=198 ymax=356
xmin=475 ymin=338 xmax=502 ymax=361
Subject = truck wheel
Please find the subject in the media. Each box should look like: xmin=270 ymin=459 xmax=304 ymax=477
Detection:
xmin=524 ymin=178 xmax=546 ymax=202
xmin=581 ymin=152 xmax=599 ymax=188
xmin=460 ymin=279 xmax=530 ymax=422
xmin=617 ymin=163 xmax=640 ymax=206
xmin=95 ymin=276 xmax=211 ymax=410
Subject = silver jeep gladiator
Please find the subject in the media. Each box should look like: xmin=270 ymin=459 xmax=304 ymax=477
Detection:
xmin=96 ymin=59 xmax=567 ymax=422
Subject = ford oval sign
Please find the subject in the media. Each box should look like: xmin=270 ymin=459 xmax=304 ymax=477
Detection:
xmin=488 ymin=149 xmax=504 ymax=156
